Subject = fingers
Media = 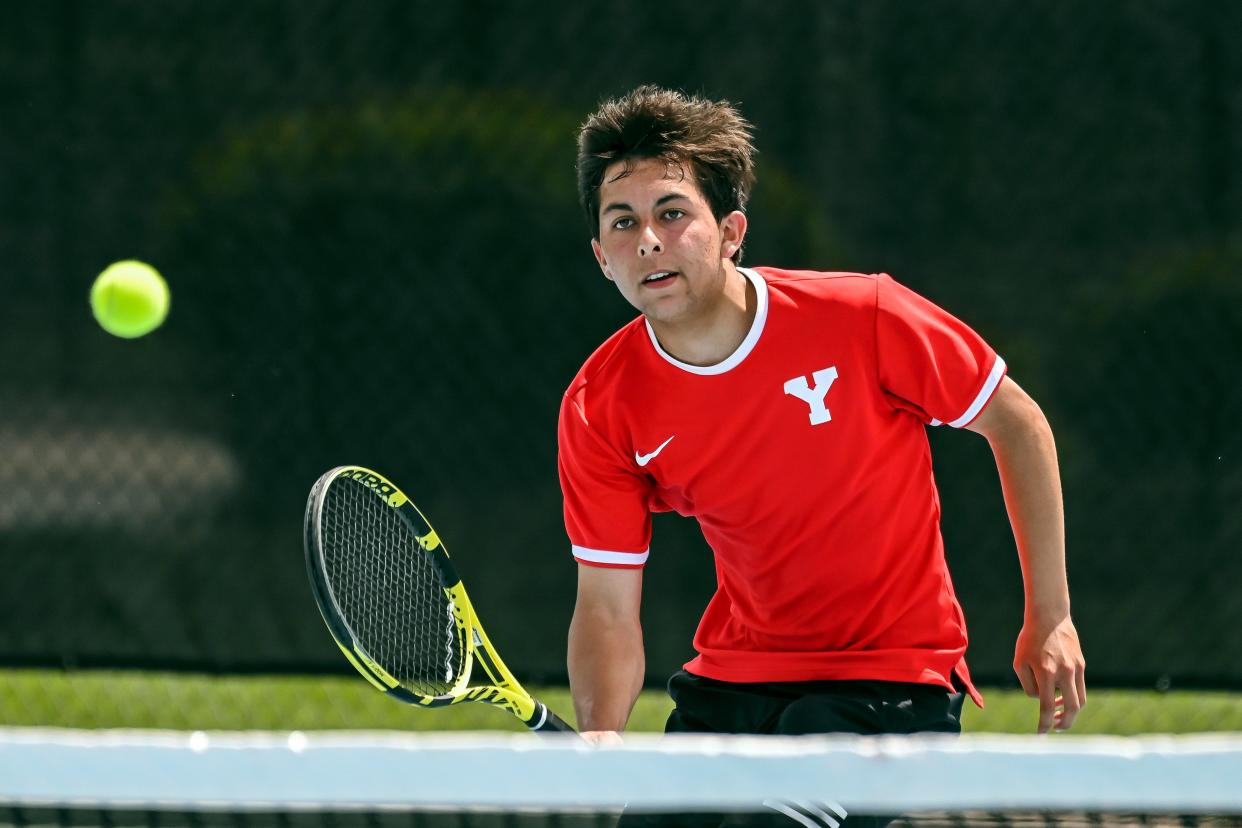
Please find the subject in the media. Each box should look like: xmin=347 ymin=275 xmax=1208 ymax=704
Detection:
xmin=1015 ymin=663 xmax=1039 ymax=698
xmin=1019 ymin=662 xmax=1087 ymax=733
xmin=1055 ymin=660 xmax=1087 ymax=731
xmin=1036 ymin=671 xmax=1057 ymax=735
xmin=1014 ymin=617 xmax=1087 ymax=734
xmin=581 ymin=730 xmax=624 ymax=745
xmin=1016 ymin=661 xmax=1061 ymax=733
xmin=1055 ymin=672 xmax=1082 ymax=731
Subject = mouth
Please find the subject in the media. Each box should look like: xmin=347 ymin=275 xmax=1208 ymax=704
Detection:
xmin=641 ymin=270 xmax=679 ymax=288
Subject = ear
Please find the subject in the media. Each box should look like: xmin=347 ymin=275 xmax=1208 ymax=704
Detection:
xmin=719 ymin=210 xmax=748 ymax=260
xmin=591 ymin=238 xmax=614 ymax=281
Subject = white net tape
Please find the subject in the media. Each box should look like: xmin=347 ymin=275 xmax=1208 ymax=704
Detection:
xmin=1 ymin=729 xmax=1240 ymax=815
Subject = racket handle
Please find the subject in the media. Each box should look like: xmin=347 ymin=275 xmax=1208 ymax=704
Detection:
xmin=527 ymin=700 xmax=576 ymax=734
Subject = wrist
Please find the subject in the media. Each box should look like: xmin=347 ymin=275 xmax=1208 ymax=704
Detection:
xmin=1024 ymin=597 xmax=1071 ymax=625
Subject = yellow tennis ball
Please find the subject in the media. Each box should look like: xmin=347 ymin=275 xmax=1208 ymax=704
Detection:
xmin=90 ymin=260 xmax=170 ymax=338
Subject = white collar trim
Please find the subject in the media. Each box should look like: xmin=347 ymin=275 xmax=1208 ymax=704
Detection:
xmin=644 ymin=267 xmax=769 ymax=376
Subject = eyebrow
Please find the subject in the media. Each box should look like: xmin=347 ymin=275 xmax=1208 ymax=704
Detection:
xmin=601 ymin=193 xmax=690 ymax=215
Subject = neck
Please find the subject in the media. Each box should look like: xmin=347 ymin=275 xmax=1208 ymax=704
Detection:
xmin=649 ymin=263 xmax=756 ymax=367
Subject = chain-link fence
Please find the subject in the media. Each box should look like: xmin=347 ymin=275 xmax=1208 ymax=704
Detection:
xmin=1 ymin=0 xmax=1240 ymax=729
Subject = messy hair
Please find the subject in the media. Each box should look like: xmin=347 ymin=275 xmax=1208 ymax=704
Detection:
xmin=576 ymin=86 xmax=756 ymax=262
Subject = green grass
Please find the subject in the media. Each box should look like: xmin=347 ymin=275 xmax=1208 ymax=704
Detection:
xmin=2 ymin=670 xmax=1240 ymax=734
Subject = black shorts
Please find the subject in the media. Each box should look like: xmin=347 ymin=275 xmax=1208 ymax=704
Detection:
xmin=664 ymin=669 xmax=965 ymax=737
xmin=616 ymin=670 xmax=966 ymax=828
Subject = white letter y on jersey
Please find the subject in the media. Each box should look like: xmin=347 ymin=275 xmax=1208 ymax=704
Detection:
xmin=783 ymin=366 xmax=839 ymax=425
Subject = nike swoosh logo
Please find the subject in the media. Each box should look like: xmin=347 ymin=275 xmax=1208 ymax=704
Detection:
xmin=635 ymin=435 xmax=675 ymax=467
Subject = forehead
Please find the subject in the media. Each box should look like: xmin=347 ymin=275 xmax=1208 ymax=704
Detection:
xmin=599 ymin=157 xmax=707 ymax=204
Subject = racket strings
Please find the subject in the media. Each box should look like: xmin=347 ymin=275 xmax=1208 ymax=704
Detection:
xmin=320 ymin=478 xmax=464 ymax=696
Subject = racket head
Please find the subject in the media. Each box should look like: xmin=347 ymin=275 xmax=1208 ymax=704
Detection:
xmin=304 ymin=465 xmax=473 ymax=704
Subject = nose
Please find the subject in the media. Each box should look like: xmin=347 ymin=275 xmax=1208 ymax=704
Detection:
xmin=638 ymin=225 xmax=663 ymax=257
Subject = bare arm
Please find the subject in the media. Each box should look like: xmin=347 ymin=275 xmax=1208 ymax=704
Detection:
xmin=568 ymin=564 xmax=645 ymax=740
xmin=966 ymin=375 xmax=1086 ymax=733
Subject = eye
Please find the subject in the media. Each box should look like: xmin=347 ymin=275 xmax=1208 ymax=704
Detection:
xmin=663 ymin=208 xmax=685 ymax=221
xmin=611 ymin=216 xmax=635 ymax=231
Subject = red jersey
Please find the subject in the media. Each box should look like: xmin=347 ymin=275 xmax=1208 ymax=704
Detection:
xmin=558 ymin=267 xmax=1005 ymax=706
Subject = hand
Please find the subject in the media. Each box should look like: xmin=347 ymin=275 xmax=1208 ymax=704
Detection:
xmin=1013 ymin=613 xmax=1086 ymax=733
xmin=581 ymin=730 xmax=624 ymax=745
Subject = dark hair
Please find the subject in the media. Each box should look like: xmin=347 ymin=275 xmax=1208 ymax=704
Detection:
xmin=576 ymin=86 xmax=756 ymax=262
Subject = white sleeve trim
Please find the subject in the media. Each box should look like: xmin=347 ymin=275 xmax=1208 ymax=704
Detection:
xmin=944 ymin=355 xmax=1007 ymax=428
xmin=571 ymin=545 xmax=649 ymax=566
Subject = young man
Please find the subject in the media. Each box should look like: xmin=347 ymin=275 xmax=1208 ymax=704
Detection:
xmin=559 ymin=86 xmax=1085 ymax=822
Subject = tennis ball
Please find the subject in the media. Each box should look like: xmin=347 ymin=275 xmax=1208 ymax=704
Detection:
xmin=90 ymin=260 xmax=170 ymax=338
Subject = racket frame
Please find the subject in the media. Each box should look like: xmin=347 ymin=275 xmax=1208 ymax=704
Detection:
xmin=305 ymin=465 xmax=569 ymax=732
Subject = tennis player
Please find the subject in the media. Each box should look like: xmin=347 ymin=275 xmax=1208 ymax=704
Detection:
xmin=560 ymin=86 xmax=1085 ymax=824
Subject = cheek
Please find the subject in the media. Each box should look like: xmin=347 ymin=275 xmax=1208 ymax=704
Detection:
xmin=681 ymin=223 xmax=719 ymax=257
xmin=599 ymin=236 xmax=629 ymax=263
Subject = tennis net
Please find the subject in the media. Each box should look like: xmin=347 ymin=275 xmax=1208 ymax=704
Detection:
xmin=2 ymin=728 xmax=1240 ymax=827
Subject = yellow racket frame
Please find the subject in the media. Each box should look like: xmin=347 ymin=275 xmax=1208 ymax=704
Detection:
xmin=305 ymin=466 xmax=570 ymax=732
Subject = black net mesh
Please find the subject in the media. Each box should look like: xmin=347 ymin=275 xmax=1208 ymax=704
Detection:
xmin=3 ymin=808 xmax=1241 ymax=828
xmin=0 ymin=809 xmax=618 ymax=828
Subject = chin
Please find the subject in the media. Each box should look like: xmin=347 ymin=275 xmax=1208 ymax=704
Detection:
xmin=642 ymin=302 xmax=689 ymax=326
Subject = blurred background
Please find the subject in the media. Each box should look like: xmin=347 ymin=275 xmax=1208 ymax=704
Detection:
xmin=1 ymin=0 xmax=1239 ymax=734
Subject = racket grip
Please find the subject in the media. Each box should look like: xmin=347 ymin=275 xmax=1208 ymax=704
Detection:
xmin=528 ymin=700 xmax=576 ymax=734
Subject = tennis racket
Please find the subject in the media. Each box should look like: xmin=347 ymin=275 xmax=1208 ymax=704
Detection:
xmin=304 ymin=465 xmax=574 ymax=733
